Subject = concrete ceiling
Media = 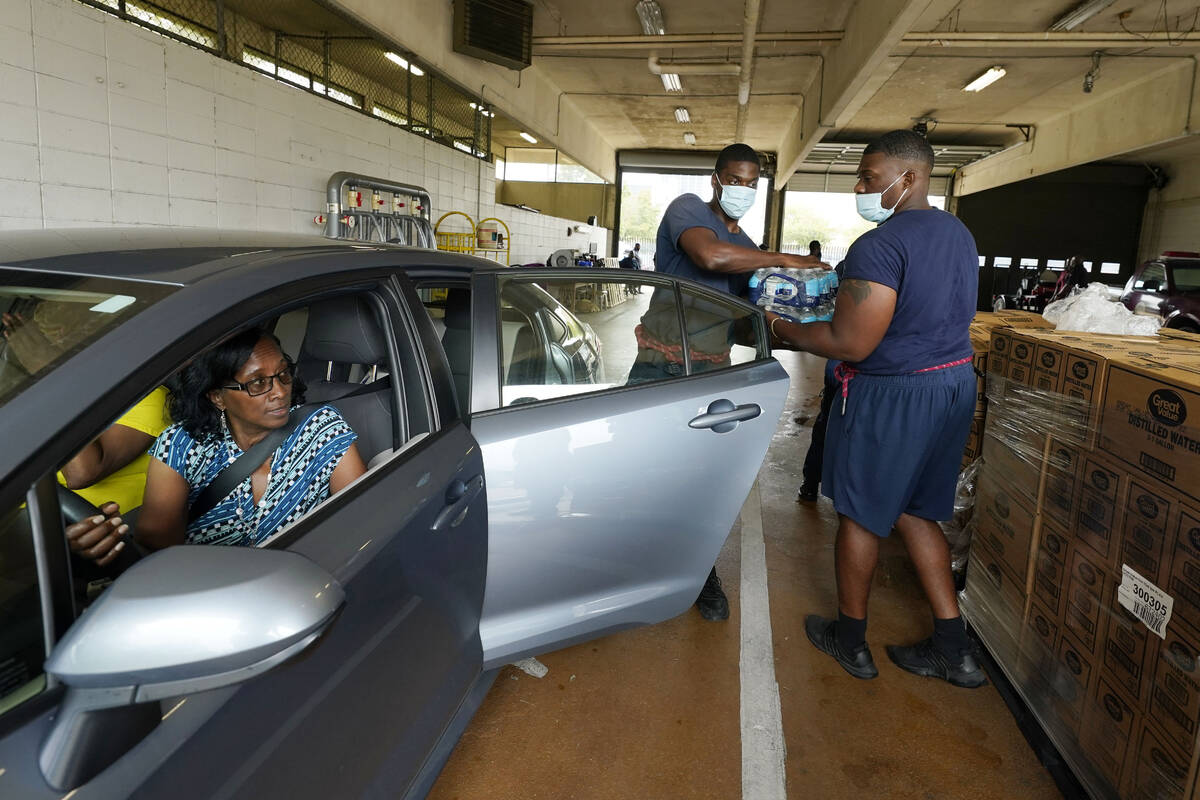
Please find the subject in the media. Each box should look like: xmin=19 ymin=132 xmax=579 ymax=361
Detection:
xmin=528 ymin=0 xmax=1200 ymax=172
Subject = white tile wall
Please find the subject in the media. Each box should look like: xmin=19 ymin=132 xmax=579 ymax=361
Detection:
xmin=1 ymin=0 xmax=611 ymax=260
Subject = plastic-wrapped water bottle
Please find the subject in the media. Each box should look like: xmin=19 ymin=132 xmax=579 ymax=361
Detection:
xmin=748 ymin=268 xmax=768 ymax=306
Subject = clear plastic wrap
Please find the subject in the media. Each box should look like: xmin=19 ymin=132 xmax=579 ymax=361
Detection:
xmin=943 ymin=458 xmax=979 ymax=573
xmin=962 ymin=339 xmax=1200 ymax=800
xmin=1043 ymin=284 xmax=1162 ymax=335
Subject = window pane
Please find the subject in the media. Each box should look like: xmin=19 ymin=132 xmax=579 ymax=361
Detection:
xmin=679 ymin=285 xmax=766 ymax=372
xmin=0 ymin=270 xmax=174 ymax=407
xmin=497 ymin=277 xmax=678 ymax=406
xmin=0 ymin=502 xmax=46 ymax=715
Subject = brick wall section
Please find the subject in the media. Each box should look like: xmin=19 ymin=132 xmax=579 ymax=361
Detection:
xmin=0 ymin=0 xmax=609 ymax=264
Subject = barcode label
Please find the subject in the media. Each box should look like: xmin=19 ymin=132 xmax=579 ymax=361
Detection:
xmin=1117 ymin=565 xmax=1173 ymax=640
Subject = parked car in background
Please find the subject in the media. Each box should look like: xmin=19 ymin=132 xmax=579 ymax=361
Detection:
xmin=0 ymin=229 xmax=787 ymax=799
xmin=1121 ymin=252 xmax=1200 ymax=332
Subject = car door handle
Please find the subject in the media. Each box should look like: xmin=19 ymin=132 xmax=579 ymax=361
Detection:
xmin=432 ymin=475 xmax=484 ymax=531
xmin=688 ymin=399 xmax=761 ymax=433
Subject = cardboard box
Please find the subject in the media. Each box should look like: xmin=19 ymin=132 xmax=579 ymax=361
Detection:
xmin=1102 ymin=582 xmax=1156 ymax=706
xmin=1033 ymin=520 xmax=1071 ymax=618
xmin=1099 ymin=361 xmax=1200 ymax=503
xmin=1050 ymin=630 xmax=1098 ymax=735
xmin=1024 ymin=598 xmax=1060 ymax=660
xmin=1005 ymin=331 xmax=1039 ymax=387
xmin=974 ymin=468 xmax=1041 ymax=592
xmin=962 ymin=417 xmax=983 ymax=468
xmin=980 ymin=430 xmax=1046 ymax=511
xmin=1121 ymin=476 xmax=1180 ymax=586
xmin=1064 ymin=545 xmax=1112 ymax=655
xmin=1148 ymin=619 xmax=1200 ymax=757
xmin=1080 ymin=674 xmax=1140 ymax=788
xmin=1127 ymin=719 xmax=1193 ymax=800
xmin=966 ymin=535 xmax=1030 ymax=657
xmin=1042 ymin=438 xmax=1084 ymax=529
xmin=1159 ymin=328 xmax=1200 ymax=345
xmin=1167 ymin=505 xmax=1200 ymax=636
xmin=989 ymin=328 xmax=1014 ymax=379
xmin=1073 ymin=453 xmax=1127 ymax=571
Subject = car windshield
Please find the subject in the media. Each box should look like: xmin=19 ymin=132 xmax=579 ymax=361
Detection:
xmin=1174 ymin=266 xmax=1200 ymax=292
xmin=0 ymin=269 xmax=173 ymax=406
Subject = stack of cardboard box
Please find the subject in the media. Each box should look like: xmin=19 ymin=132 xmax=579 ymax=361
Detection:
xmin=960 ymin=326 xmax=1200 ymax=798
xmin=962 ymin=311 xmax=1055 ymax=467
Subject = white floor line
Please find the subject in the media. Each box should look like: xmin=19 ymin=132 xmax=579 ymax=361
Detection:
xmin=739 ymin=481 xmax=788 ymax=800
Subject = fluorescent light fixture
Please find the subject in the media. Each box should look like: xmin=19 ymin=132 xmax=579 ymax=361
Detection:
xmin=1049 ymin=0 xmax=1117 ymax=31
xmin=962 ymin=66 xmax=1006 ymax=92
xmin=674 ymin=107 xmax=690 ymax=123
xmin=469 ymin=102 xmax=495 ymax=117
xmin=385 ymin=52 xmax=424 ymax=76
xmin=635 ymin=0 xmax=666 ymax=35
xmin=683 ymin=131 xmax=696 ymax=145
xmin=661 ymin=73 xmax=682 ymax=92
xmin=519 ymin=131 xmax=538 ymax=144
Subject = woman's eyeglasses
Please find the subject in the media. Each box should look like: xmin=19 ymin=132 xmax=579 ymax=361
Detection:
xmin=222 ymin=364 xmax=295 ymax=397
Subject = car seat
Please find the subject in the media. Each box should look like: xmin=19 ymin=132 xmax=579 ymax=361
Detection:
xmin=300 ymin=295 xmax=395 ymax=465
xmin=440 ymin=288 xmax=471 ymax=416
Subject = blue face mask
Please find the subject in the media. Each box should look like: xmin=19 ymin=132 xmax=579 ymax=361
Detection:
xmin=856 ymin=171 xmax=909 ymax=224
xmin=714 ymin=173 xmax=757 ymax=219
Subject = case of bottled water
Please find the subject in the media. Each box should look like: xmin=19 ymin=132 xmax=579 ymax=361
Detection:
xmin=748 ymin=267 xmax=836 ymax=324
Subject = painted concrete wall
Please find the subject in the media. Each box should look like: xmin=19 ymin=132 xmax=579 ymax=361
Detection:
xmin=0 ymin=0 xmax=608 ymax=265
xmin=1136 ymin=139 xmax=1200 ymax=262
xmin=324 ymin=0 xmax=616 ymax=184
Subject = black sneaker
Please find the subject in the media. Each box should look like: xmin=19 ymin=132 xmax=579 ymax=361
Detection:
xmin=886 ymin=637 xmax=989 ymax=688
xmin=797 ymin=481 xmax=819 ymax=502
xmin=804 ymin=615 xmax=878 ymax=679
xmin=695 ymin=568 xmax=729 ymax=621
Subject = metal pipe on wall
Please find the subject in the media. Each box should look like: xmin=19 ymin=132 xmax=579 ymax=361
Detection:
xmin=734 ymin=0 xmax=761 ymax=143
xmin=324 ymin=172 xmax=432 ymax=242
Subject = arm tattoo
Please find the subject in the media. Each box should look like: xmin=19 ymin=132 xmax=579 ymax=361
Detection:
xmin=842 ymin=279 xmax=872 ymax=306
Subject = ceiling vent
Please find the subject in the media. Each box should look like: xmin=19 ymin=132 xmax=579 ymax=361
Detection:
xmin=453 ymin=0 xmax=533 ymax=71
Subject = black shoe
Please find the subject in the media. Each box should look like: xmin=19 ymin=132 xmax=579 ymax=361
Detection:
xmin=886 ymin=637 xmax=989 ymax=688
xmin=797 ymin=481 xmax=819 ymax=502
xmin=695 ymin=568 xmax=729 ymax=621
xmin=804 ymin=615 xmax=878 ymax=679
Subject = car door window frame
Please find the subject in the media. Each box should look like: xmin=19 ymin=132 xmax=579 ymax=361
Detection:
xmin=467 ymin=269 xmax=771 ymax=416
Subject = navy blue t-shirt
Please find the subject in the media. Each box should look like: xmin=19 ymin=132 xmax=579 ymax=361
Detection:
xmin=843 ymin=208 xmax=978 ymax=374
xmin=655 ymin=194 xmax=756 ymax=297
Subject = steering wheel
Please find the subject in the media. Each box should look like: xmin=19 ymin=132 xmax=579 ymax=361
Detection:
xmin=56 ymin=484 xmax=101 ymax=526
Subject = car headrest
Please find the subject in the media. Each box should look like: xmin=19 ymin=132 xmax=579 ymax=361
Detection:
xmin=444 ymin=289 xmax=471 ymax=331
xmin=302 ymin=295 xmax=387 ymax=365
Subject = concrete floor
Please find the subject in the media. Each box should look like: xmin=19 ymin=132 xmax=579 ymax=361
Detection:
xmin=428 ymin=350 xmax=1064 ymax=800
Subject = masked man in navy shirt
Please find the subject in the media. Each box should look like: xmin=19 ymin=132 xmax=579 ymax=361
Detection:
xmin=635 ymin=143 xmax=825 ymax=621
xmin=768 ymin=130 xmax=985 ymax=688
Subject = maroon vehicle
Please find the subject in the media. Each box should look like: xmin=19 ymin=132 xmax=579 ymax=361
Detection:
xmin=1121 ymin=252 xmax=1200 ymax=332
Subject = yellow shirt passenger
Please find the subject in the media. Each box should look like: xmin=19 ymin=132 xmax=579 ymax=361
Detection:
xmin=57 ymin=386 xmax=171 ymax=511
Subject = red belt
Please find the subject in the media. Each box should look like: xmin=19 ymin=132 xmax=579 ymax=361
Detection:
xmin=834 ymin=356 xmax=973 ymax=415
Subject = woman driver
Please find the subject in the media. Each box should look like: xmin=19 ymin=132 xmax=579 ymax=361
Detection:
xmin=68 ymin=328 xmax=365 ymax=555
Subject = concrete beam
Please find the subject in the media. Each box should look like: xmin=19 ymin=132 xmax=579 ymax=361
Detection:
xmin=776 ymin=0 xmax=952 ymax=185
xmin=955 ymin=58 xmax=1199 ymax=197
xmin=323 ymin=0 xmax=617 ymax=183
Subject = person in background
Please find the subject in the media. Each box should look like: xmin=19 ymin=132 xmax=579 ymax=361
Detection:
xmin=1050 ymin=254 xmax=1090 ymax=302
xmin=620 ymin=243 xmax=644 ymax=293
xmin=797 ymin=251 xmax=844 ymax=504
xmin=642 ymin=142 xmax=827 ymax=621
xmin=768 ymin=130 xmax=985 ymax=688
xmin=808 ymin=240 xmax=822 ymax=262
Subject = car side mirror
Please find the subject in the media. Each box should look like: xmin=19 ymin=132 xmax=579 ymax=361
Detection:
xmin=39 ymin=546 xmax=344 ymax=791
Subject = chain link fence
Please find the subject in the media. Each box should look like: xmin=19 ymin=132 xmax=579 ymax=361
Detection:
xmin=78 ymin=0 xmax=493 ymax=161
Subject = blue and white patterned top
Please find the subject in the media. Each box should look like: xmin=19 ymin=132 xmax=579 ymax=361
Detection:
xmin=149 ymin=405 xmax=357 ymax=547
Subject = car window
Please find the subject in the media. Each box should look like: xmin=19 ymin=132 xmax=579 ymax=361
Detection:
xmin=0 ymin=270 xmax=174 ymax=407
xmin=679 ymin=284 xmax=767 ymax=372
xmin=1173 ymin=265 xmax=1200 ymax=292
xmin=490 ymin=276 xmax=680 ymax=407
xmin=1134 ymin=263 xmax=1167 ymax=292
xmin=0 ymin=502 xmax=47 ymax=716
